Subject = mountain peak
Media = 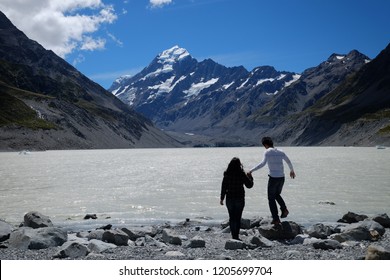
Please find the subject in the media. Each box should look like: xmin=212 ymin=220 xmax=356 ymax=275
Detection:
xmin=327 ymin=49 xmax=370 ymax=63
xmin=0 ymin=11 xmax=16 ymax=29
xmin=157 ymin=45 xmax=190 ymax=64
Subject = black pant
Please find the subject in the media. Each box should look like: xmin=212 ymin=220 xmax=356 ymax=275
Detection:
xmin=267 ymin=176 xmax=286 ymax=221
xmin=226 ymin=196 xmax=245 ymax=239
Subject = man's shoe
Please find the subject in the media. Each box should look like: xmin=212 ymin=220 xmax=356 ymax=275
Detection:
xmin=280 ymin=209 xmax=289 ymax=218
xmin=271 ymin=220 xmax=282 ymax=230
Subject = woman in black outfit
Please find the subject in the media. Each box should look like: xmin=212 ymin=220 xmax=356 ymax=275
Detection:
xmin=220 ymin=157 xmax=254 ymax=240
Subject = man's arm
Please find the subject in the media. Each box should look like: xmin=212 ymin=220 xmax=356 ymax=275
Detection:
xmin=283 ymin=153 xmax=295 ymax=179
xmin=249 ymin=152 xmax=267 ymax=174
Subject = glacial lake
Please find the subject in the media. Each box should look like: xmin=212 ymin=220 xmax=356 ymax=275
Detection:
xmin=0 ymin=147 xmax=389 ymax=231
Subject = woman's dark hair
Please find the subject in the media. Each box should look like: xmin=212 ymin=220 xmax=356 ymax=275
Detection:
xmin=262 ymin=136 xmax=274 ymax=147
xmin=224 ymin=157 xmax=244 ymax=176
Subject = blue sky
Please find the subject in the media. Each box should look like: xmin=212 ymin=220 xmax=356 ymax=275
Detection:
xmin=1 ymin=0 xmax=389 ymax=89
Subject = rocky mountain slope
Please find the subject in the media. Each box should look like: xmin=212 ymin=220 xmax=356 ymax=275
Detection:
xmin=277 ymin=43 xmax=390 ymax=146
xmin=110 ymin=44 xmax=389 ymax=146
xmin=0 ymin=11 xmax=181 ymax=151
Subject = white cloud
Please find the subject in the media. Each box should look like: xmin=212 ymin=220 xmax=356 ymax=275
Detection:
xmin=149 ymin=0 xmax=173 ymax=8
xmin=107 ymin=32 xmax=123 ymax=47
xmin=0 ymin=0 xmax=117 ymax=58
xmin=80 ymin=36 xmax=106 ymax=51
xmin=72 ymin=54 xmax=86 ymax=66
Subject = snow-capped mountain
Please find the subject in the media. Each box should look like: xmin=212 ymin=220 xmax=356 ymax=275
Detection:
xmin=109 ymin=45 xmax=299 ymax=137
xmin=109 ymin=44 xmax=390 ymax=146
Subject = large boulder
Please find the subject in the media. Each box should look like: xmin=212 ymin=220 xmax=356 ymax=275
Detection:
xmin=121 ymin=226 xmax=158 ymax=241
xmin=365 ymin=245 xmax=390 ymax=260
xmin=249 ymin=235 xmax=274 ymax=248
xmin=372 ymin=213 xmax=390 ymax=228
xmin=53 ymin=241 xmax=90 ymax=259
xmin=0 ymin=220 xmax=14 ymax=242
xmin=162 ymin=229 xmax=183 ymax=245
xmin=307 ymin=223 xmax=334 ymax=239
xmin=338 ymin=212 xmax=368 ymax=224
xmin=87 ymin=229 xmax=105 ymax=241
xmin=258 ymin=221 xmax=302 ymax=240
xmin=185 ymin=235 xmax=206 ymax=248
xmin=88 ymin=239 xmax=117 ymax=253
xmin=225 ymin=239 xmax=246 ymax=250
xmin=24 ymin=211 xmax=53 ymax=228
xmin=331 ymin=220 xmax=385 ymax=242
xmin=102 ymin=229 xmax=129 ymax=246
xmin=312 ymin=239 xmax=342 ymax=250
xmin=8 ymin=227 xmax=67 ymax=250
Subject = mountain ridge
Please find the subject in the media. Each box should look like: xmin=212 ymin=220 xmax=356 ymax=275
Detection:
xmin=109 ymin=44 xmax=390 ymax=146
xmin=0 ymin=11 xmax=181 ymax=151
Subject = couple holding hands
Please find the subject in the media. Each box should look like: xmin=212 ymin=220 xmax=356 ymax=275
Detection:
xmin=220 ymin=137 xmax=296 ymax=240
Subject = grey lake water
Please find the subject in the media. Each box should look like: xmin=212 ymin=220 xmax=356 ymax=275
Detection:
xmin=1 ymin=147 xmax=389 ymax=231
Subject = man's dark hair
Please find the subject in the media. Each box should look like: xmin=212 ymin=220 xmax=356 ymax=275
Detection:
xmin=262 ymin=137 xmax=274 ymax=147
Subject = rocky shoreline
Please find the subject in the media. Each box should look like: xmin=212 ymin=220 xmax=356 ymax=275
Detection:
xmin=1 ymin=211 xmax=390 ymax=260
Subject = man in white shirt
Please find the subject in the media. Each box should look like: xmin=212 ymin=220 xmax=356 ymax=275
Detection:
xmin=248 ymin=137 xmax=296 ymax=227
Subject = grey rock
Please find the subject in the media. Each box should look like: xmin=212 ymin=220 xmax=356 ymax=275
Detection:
xmin=249 ymin=235 xmax=274 ymax=247
xmin=332 ymin=220 xmax=386 ymax=242
xmin=307 ymin=223 xmax=334 ymax=239
xmin=225 ymin=239 xmax=246 ymax=250
xmin=303 ymin=237 xmax=321 ymax=245
xmin=372 ymin=213 xmax=390 ymax=228
xmin=162 ymin=229 xmax=182 ymax=245
xmin=8 ymin=227 xmax=67 ymax=250
xmin=87 ymin=229 xmax=105 ymax=241
xmin=88 ymin=239 xmax=117 ymax=253
xmin=24 ymin=211 xmax=53 ymax=228
xmin=84 ymin=214 xmax=97 ymax=220
xmin=338 ymin=212 xmax=368 ymax=224
xmin=102 ymin=229 xmax=129 ymax=246
xmin=76 ymin=231 xmax=90 ymax=239
xmin=258 ymin=221 xmax=302 ymax=240
xmin=313 ymin=239 xmax=343 ymax=250
xmin=122 ymin=226 xmax=157 ymax=241
xmin=290 ymin=234 xmax=310 ymax=245
xmin=54 ymin=241 xmax=89 ymax=259
xmin=0 ymin=220 xmax=13 ymax=242
xmin=193 ymin=226 xmax=212 ymax=232
xmin=249 ymin=217 xmax=263 ymax=228
xmin=241 ymin=218 xmax=251 ymax=229
xmin=365 ymin=244 xmax=390 ymax=260
xmin=186 ymin=235 xmax=206 ymax=248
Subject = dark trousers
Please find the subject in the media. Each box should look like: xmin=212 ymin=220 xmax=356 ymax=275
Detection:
xmin=267 ymin=176 xmax=287 ymax=221
xmin=226 ymin=197 xmax=245 ymax=239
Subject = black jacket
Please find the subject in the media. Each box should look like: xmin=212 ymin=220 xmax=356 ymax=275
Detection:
xmin=220 ymin=171 xmax=253 ymax=201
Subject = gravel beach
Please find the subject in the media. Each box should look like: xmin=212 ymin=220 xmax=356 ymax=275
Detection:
xmin=1 ymin=212 xmax=390 ymax=260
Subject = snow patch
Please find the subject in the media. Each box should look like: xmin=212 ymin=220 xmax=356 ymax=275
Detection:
xmin=256 ymin=78 xmax=274 ymax=86
xmin=284 ymin=74 xmax=301 ymax=88
xmin=238 ymin=78 xmax=250 ymax=89
xmin=183 ymin=78 xmax=219 ymax=97
xmin=222 ymin=82 xmax=234 ymax=89
xmin=148 ymin=76 xmax=186 ymax=94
